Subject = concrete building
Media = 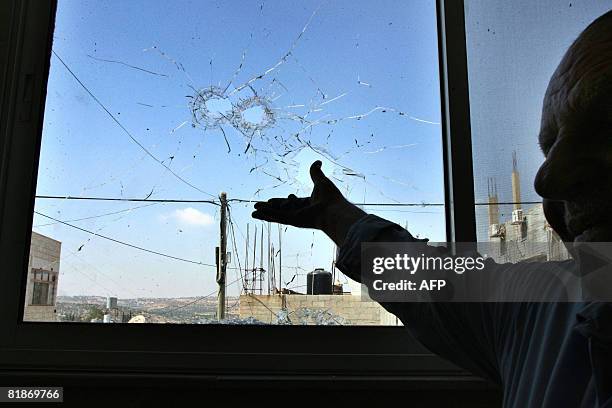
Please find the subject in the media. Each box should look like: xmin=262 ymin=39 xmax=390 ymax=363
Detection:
xmin=23 ymin=232 xmax=61 ymax=322
xmin=485 ymin=153 xmax=570 ymax=263
xmin=239 ymin=292 xmax=400 ymax=326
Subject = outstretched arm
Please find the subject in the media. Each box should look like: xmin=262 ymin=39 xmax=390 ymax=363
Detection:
xmin=251 ymin=161 xmax=502 ymax=382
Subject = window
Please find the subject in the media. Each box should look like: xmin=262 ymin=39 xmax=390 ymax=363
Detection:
xmin=30 ymin=269 xmax=57 ymax=306
xmin=23 ymin=268 xmax=58 ymax=322
xmin=0 ymin=0 xmax=486 ymax=385
xmin=465 ymin=0 xmax=608 ymax=262
xmin=26 ymin=0 xmax=446 ymax=325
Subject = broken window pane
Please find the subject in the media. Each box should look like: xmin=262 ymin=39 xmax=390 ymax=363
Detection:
xmin=26 ymin=0 xmax=445 ymax=324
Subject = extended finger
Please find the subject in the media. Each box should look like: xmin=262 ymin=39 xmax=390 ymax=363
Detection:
xmin=256 ymin=197 xmax=310 ymax=212
xmin=253 ymin=194 xmax=303 ymax=209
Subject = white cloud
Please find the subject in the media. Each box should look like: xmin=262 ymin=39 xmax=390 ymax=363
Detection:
xmin=171 ymin=207 xmax=215 ymax=227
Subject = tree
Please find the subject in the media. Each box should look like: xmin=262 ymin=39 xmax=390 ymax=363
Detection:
xmin=83 ymin=305 xmax=104 ymax=322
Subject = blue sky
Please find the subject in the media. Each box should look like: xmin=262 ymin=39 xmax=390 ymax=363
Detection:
xmin=34 ymin=0 xmax=446 ymax=298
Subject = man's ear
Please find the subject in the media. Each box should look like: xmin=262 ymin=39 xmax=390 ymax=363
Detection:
xmin=543 ymin=199 xmax=573 ymax=242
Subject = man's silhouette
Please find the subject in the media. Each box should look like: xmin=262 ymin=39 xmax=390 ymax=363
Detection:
xmin=253 ymin=11 xmax=612 ymax=408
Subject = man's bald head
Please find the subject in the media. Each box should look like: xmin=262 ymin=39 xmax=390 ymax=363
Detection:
xmin=534 ymin=11 xmax=612 ymax=242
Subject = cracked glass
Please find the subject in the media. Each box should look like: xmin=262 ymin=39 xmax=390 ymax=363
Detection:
xmin=26 ymin=0 xmax=444 ymax=325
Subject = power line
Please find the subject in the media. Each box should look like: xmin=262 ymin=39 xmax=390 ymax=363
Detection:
xmin=230 ymin=200 xmax=544 ymax=206
xmin=475 ymin=201 xmax=542 ymax=206
xmin=65 ymin=246 xmax=146 ymax=299
xmin=33 ymin=202 xmax=159 ymax=227
xmin=51 ymin=50 xmax=216 ymax=199
xmin=152 ymin=275 xmax=244 ymax=315
xmin=225 ymin=198 xmax=448 ymax=206
xmin=35 ymin=195 xmax=220 ymax=205
xmin=34 ymin=211 xmax=214 ymax=266
xmin=35 ymin=194 xmax=542 ymax=207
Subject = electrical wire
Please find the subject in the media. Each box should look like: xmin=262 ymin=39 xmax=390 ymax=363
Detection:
xmin=33 ymin=202 xmax=159 ymax=227
xmin=152 ymin=274 xmax=244 ymax=314
xmin=51 ymin=50 xmax=216 ymax=199
xmin=34 ymin=211 xmax=214 ymax=266
xmin=64 ymin=246 xmax=148 ymax=299
xmin=35 ymin=194 xmax=542 ymax=207
xmin=35 ymin=195 xmax=220 ymax=205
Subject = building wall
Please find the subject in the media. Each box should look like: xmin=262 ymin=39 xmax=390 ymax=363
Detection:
xmin=487 ymin=204 xmax=570 ymax=263
xmin=23 ymin=232 xmax=61 ymax=322
xmin=239 ymin=293 xmax=400 ymax=326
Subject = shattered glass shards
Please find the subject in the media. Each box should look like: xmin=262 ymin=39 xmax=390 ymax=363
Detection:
xmin=127 ymin=3 xmax=441 ymax=199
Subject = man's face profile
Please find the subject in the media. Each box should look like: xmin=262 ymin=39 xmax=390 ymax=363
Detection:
xmin=534 ymin=11 xmax=612 ymax=243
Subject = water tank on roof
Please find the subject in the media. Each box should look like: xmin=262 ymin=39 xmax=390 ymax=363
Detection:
xmin=307 ymin=268 xmax=332 ymax=295
xmin=511 ymin=209 xmax=524 ymax=224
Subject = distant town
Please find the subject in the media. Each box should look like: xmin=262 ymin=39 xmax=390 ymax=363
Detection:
xmin=55 ymin=295 xmax=241 ymax=324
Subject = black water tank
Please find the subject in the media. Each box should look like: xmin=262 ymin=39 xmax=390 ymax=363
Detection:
xmin=307 ymin=268 xmax=332 ymax=295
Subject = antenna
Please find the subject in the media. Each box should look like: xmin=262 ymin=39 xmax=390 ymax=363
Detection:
xmin=511 ymin=151 xmax=522 ymax=211
xmin=245 ymin=223 xmax=249 ymax=293
xmin=252 ymin=225 xmax=257 ymax=294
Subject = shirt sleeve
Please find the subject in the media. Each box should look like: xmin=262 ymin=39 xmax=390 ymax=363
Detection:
xmin=335 ymin=214 xmax=503 ymax=382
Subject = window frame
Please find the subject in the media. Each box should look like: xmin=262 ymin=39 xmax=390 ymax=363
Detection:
xmin=0 ymin=0 xmax=482 ymax=385
xmin=29 ymin=268 xmax=58 ymax=306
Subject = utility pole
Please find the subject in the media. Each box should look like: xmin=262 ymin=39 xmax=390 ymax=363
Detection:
xmin=270 ymin=243 xmax=275 ymax=293
xmin=278 ymin=225 xmax=282 ymax=294
xmin=216 ymin=192 xmax=228 ymax=321
xmin=267 ymin=222 xmax=271 ymax=295
xmin=252 ymin=225 xmax=257 ymax=294
xmin=245 ymin=223 xmax=249 ymax=294
xmin=260 ymin=226 xmax=264 ymax=295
